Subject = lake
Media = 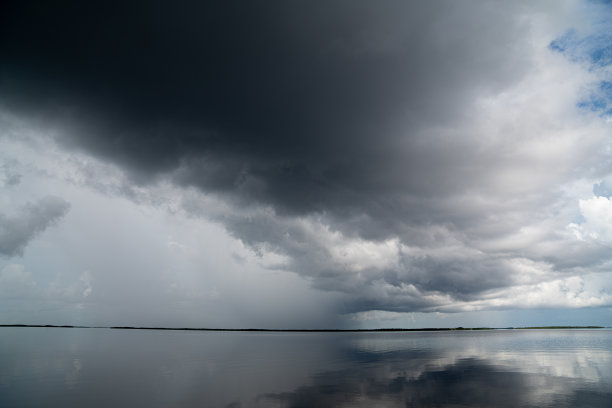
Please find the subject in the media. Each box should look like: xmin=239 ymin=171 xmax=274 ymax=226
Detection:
xmin=1 ymin=327 xmax=611 ymax=407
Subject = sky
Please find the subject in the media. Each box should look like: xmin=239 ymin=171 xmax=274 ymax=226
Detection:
xmin=1 ymin=0 xmax=612 ymax=329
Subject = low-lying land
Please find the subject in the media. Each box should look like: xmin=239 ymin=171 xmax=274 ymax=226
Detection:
xmin=0 ymin=324 xmax=606 ymax=331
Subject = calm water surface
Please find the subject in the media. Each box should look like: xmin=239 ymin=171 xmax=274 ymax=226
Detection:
xmin=1 ymin=328 xmax=611 ymax=407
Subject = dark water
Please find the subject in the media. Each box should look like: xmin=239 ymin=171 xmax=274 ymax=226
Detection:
xmin=1 ymin=328 xmax=611 ymax=407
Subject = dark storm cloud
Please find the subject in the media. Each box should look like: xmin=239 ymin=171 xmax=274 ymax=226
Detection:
xmin=0 ymin=0 xmax=532 ymax=216
xmin=2 ymin=1 xmax=609 ymax=314
xmin=0 ymin=196 xmax=70 ymax=257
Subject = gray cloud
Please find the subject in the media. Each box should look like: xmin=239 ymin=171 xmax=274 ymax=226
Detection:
xmin=0 ymin=166 xmax=21 ymax=187
xmin=0 ymin=1 xmax=548 ymax=215
xmin=1 ymin=1 xmax=611 ymax=319
xmin=0 ymin=196 xmax=70 ymax=257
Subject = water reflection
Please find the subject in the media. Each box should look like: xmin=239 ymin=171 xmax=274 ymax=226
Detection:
xmin=256 ymin=356 xmax=605 ymax=408
xmin=0 ymin=328 xmax=610 ymax=408
xmin=245 ymin=331 xmax=612 ymax=408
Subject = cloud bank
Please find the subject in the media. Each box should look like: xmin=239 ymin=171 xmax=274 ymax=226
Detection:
xmin=0 ymin=196 xmax=70 ymax=257
xmin=1 ymin=0 xmax=612 ymax=324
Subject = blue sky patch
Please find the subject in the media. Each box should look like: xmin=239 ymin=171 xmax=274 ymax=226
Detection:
xmin=550 ymin=3 xmax=612 ymax=116
xmin=594 ymin=181 xmax=612 ymax=197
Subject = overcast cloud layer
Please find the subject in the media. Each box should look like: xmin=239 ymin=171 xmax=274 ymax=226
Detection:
xmin=1 ymin=1 xmax=612 ymax=327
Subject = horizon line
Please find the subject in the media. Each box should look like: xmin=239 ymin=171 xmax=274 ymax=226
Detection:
xmin=0 ymin=324 xmax=607 ymax=332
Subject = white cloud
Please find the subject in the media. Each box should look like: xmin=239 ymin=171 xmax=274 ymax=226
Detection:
xmin=299 ymin=219 xmax=401 ymax=272
xmin=80 ymin=271 xmax=93 ymax=298
xmin=570 ymin=196 xmax=612 ymax=243
xmin=444 ymin=272 xmax=612 ymax=312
